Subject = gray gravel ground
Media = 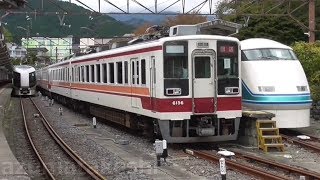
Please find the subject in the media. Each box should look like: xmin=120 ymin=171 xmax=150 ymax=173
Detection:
xmin=33 ymin=96 xmax=257 ymax=180
xmin=23 ymin=98 xmax=91 ymax=179
xmin=3 ymin=97 xmax=47 ymax=179
xmin=33 ymin=97 xmax=150 ymax=180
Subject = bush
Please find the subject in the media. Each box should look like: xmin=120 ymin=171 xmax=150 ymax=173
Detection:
xmin=292 ymin=41 xmax=320 ymax=101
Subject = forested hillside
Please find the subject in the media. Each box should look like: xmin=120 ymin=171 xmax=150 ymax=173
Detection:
xmin=3 ymin=0 xmax=133 ymax=43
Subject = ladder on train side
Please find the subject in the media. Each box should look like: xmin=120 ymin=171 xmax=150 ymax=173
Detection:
xmin=256 ymin=120 xmax=284 ymax=152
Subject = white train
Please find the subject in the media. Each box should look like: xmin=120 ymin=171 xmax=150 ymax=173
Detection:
xmin=241 ymin=38 xmax=312 ymax=128
xmin=37 ymin=34 xmax=242 ymax=143
xmin=12 ymin=65 xmax=37 ymax=96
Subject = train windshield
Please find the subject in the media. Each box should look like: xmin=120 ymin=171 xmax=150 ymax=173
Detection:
xmin=163 ymin=41 xmax=189 ymax=96
xmin=242 ymin=48 xmax=298 ymax=61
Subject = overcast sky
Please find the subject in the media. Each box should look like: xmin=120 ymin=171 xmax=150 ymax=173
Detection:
xmin=63 ymin=0 xmax=222 ymax=14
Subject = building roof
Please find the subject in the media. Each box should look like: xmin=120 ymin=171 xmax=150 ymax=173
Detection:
xmin=27 ymin=47 xmax=49 ymax=52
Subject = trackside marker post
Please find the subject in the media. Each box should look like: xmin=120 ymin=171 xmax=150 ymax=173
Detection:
xmin=162 ymin=140 xmax=168 ymax=162
xmin=93 ymin=117 xmax=96 ymax=128
xmin=155 ymin=140 xmax=164 ymax=166
xmin=219 ymin=158 xmax=226 ymax=180
xmin=59 ymin=107 xmax=63 ymax=116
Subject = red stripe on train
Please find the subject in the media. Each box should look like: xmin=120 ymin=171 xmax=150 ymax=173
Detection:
xmin=141 ymin=97 xmax=242 ymax=112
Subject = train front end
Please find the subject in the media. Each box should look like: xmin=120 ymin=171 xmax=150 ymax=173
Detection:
xmin=156 ymin=36 xmax=241 ymax=143
xmin=12 ymin=66 xmax=37 ymax=96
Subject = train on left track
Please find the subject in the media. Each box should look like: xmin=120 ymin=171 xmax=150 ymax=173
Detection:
xmin=12 ymin=65 xmax=37 ymax=96
xmin=36 ymin=32 xmax=242 ymax=143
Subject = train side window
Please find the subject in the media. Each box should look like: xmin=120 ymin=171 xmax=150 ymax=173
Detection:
xmin=91 ymin=65 xmax=95 ymax=82
xmin=81 ymin=66 xmax=85 ymax=82
xmin=86 ymin=65 xmax=89 ymax=82
xmin=68 ymin=68 xmax=70 ymax=82
xmin=96 ymin=64 xmax=101 ymax=83
xmin=137 ymin=61 xmax=140 ymax=85
xmin=117 ymin=61 xmax=123 ymax=84
xmin=141 ymin=59 xmax=146 ymax=85
xmin=102 ymin=63 xmax=107 ymax=83
xmin=72 ymin=67 xmax=74 ymax=82
xmin=77 ymin=67 xmax=80 ymax=82
xmin=131 ymin=61 xmax=135 ymax=84
xmin=124 ymin=61 xmax=128 ymax=84
xmin=109 ymin=62 xmax=114 ymax=83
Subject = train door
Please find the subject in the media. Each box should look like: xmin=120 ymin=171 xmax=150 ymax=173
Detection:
xmin=150 ymin=56 xmax=156 ymax=112
xmin=192 ymin=50 xmax=217 ymax=114
xmin=130 ymin=58 xmax=139 ymax=108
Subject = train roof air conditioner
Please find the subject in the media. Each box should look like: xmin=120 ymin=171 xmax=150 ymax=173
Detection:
xmin=169 ymin=25 xmax=199 ymax=37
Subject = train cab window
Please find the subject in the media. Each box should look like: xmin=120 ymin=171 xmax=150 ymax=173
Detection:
xmin=86 ymin=65 xmax=89 ymax=82
xmin=163 ymin=41 xmax=189 ymax=96
xmin=102 ymin=63 xmax=107 ymax=83
xmin=90 ymin=65 xmax=95 ymax=82
xmin=109 ymin=63 xmax=114 ymax=83
xmin=194 ymin=57 xmax=211 ymax=78
xmin=124 ymin=61 xmax=128 ymax=84
xmin=242 ymin=48 xmax=298 ymax=61
xmin=217 ymin=41 xmax=239 ymax=95
xmin=96 ymin=64 xmax=101 ymax=83
xmin=141 ymin=59 xmax=146 ymax=85
xmin=116 ymin=62 xmax=123 ymax=84
xmin=29 ymin=71 xmax=36 ymax=87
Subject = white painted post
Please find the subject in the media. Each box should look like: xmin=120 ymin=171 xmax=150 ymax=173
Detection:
xmin=93 ymin=117 xmax=96 ymax=128
xmin=162 ymin=139 xmax=168 ymax=162
xmin=219 ymin=158 xmax=226 ymax=180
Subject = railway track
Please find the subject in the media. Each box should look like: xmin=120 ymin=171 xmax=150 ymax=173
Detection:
xmin=185 ymin=149 xmax=320 ymax=180
xmin=21 ymin=97 xmax=107 ymax=180
xmin=281 ymin=132 xmax=320 ymax=153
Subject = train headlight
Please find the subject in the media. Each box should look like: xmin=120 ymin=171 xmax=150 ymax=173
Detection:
xmin=258 ymin=86 xmax=275 ymax=92
xmin=225 ymin=87 xmax=239 ymax=94
xmin=297 ymin=86 xmax=308 ymax=92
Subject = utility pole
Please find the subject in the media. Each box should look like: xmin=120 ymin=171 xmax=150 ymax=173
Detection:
xmin=309 ymin=0 xmax=315 ymax=43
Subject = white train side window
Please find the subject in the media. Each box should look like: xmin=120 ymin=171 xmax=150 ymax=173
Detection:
xmin=102 ymin=63 xmax=107 ymax=83
xmin=124 ymin=61 xmax=128 ymax=84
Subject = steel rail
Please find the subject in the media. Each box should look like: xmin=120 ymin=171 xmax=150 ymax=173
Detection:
xmin=20 ymin=98 xmax=56 ymax=180
xmin=281 ymin=134 xmax=320 ymax=152
xmin=185 ymin=149 xmax=286 ymax=180
xmin=29 ymin=98 xmax=107 ymax=180
xmin=233 ymin=150 xmax=320 ymax=179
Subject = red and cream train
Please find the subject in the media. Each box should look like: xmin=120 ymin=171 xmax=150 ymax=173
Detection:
xmin=37 ymin=34 xmax=241 ymax=143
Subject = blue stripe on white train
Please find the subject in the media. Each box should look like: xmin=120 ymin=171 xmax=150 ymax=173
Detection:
xmin=242 ymin=81 xmax=312 ymax=108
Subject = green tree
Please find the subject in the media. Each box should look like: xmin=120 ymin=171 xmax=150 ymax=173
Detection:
xmin=215 ymin=0 xmax=319 ymax=44
xmin=3 ymin=27 xmax=13 ymax=42
xmin=292 ymin=41 xmax=320 ymax=100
